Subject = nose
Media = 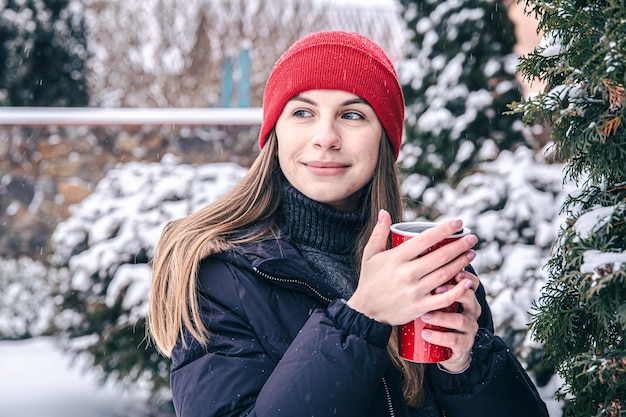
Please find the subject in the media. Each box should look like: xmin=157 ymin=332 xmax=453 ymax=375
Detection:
xmin=311 ymin=118 xmax=341 ymax=151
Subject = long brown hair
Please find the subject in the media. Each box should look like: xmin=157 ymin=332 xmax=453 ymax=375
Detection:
xmin=147 ymin=130 xmax=425 ymax=406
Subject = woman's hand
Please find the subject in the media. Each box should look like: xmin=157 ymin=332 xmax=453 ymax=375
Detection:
xmin=347 ymin=210 xmax=478 ymax=325
xmin=346 ymin=209 xmax=480 ymax=372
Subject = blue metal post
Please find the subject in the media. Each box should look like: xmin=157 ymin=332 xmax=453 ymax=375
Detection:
xmin=221 ymin=56 xmax=233 ymax=107
xmin=238 ymin=47 xmax=250 ymax=107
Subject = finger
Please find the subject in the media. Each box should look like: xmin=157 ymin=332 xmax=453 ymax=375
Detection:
xmin=421 ymin=313 xmax=478 ymax=369
xmin=421 ymin=326 xmax=476 ymax=363
xmin=415 ymin=250 xmax=477 ymax=299
xmin=454 ymin=270 xmax=480 ymax=291
xmin=421 ymin=307 xmax=479 ymax=335
xmin=393 ymin=219 xmax=468 ymax=260
xmin=415 ymin=234 xmax=478 ymax=273
xmin=362 ymin=209 xmax=392 ymax=262
xmin=456 ymin=286 xmax=482 ymax=322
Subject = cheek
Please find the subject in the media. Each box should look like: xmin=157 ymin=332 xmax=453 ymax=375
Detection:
xmin=276 ymin=143 xmax=293 ymax=175
xmin=277 ymin=155 xmax=288 ymax=175
xmin=363 ymin=141 xmax=381 ymax=173
xmin=365 ymin=158 xmax=378 ymax=180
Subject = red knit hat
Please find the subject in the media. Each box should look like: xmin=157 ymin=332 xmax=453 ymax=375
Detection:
xmin=259 ymin=31 xmax=404 ymax=160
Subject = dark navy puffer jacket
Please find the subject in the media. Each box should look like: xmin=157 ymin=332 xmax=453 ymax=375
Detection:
xmin=170 ymin=236 xmax=549 ymax=417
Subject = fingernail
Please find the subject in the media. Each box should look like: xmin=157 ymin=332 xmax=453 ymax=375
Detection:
xmin=467 ymin=250 xmax=476 ymax=261
xmin=457 ymin=270 xmax=467 ymax=279
xmin=451 ymin=219 xmax=462 ymax=228
xmin=435 ymin=286 xmax=449 ymax=294
xmin=378 ymin=210 xmax=384 ymax=224
xmin=464 ymin=280 xmax=473 ymax=290
xmin=422 ymin=330 xmax=432 ymax=339
xmin=468 ymin=235 xmax=478 ymax=245
xmin=422 ymin=313 xmax=433 ymax=320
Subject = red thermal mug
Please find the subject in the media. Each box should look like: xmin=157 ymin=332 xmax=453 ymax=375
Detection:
xmin=390 ymin=221 xmax=471 ymax=363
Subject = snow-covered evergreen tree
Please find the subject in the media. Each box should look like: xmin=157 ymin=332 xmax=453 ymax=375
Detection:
xmin=0 ymin=0 xmax=88 ymax=106
xmin=511 ymin=1 xmax=626 ymax=415
xmin=398 ymin=0 xmax=527 ymax=211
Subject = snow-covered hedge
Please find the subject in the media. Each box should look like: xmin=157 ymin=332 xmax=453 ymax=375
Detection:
xmin=48 ymin=155 xmax=246 ymax=396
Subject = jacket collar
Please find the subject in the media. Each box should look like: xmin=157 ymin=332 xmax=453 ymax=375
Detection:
xmin=227 ymin=236 xmax=345 ymax=303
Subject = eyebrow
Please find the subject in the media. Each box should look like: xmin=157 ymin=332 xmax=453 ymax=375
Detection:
xmin=289 ymin=95 xmax=371 ymax=107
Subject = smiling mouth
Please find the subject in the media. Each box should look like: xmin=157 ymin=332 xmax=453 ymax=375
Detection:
xmin=303 ymin=162 xmax=350 ymax=176
xmin=304 ymin=162 xmax=349 ymax=168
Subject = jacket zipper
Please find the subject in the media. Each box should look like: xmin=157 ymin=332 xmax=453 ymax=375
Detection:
xmin=254 ymin=267 xmax=396 ymax=417
xmin=382 ymin=377 xmax=396 ymax=417
xmin=253 ymin=266 xmax=334 ymax=303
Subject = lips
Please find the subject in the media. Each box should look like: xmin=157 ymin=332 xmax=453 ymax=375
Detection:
xmin=303 ymin=161 xmax=350 ymax=176
xmin=304 ymin=161 xmax=349 ymax=168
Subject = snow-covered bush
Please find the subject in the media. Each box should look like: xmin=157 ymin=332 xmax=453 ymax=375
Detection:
xmin=0 ymin=257 xmax=65 ymax=339
xmin=398 ymin=0 xmax=526 ymax=199
xmin=48 ymin=155 xmax=246 ymax=398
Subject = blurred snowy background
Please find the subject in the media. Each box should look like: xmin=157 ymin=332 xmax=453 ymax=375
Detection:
xmin=1 ymin=0 xmax=569 ymax=416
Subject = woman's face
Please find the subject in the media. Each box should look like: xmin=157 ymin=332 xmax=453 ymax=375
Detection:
xmin=275 ymin=89 xmax=382 ymax=211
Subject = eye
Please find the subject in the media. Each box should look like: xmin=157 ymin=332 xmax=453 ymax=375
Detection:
xmin=342 ymin=111 xmax=364 ymax=120
xmin=293 ymin=108 xmax=313 ymax=118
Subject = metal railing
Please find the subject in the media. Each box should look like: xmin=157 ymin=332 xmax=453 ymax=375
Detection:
xmin=0 ymin=107 xmax=263 ymax=126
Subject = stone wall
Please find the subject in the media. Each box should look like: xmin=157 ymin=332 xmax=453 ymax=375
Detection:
xmin=0 ymin=125 xmax=259 ymax=261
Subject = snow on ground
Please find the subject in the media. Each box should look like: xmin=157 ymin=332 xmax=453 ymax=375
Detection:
xmin=0 ymin=337 xmax=149 ymax=417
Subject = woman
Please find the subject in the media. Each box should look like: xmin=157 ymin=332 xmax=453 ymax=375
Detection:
xmin=148 ymin=31 xmax=549 ymax=417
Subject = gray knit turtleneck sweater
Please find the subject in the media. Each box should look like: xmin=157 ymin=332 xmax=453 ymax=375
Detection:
xmin=278 ymin=180 xmax=364 ymax=299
